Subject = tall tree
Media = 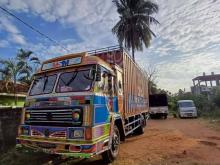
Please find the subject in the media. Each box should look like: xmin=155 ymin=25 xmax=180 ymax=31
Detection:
xmin=0 ymin=49 xmax=39 ymax=105
xmin=143 ymin=64 xmax=158 ymax=94
xmin=112 ymin=0 xmax=159 ymax=61
xmin=17 ymin=49 xmax=40 ymax=85
xmin=0 ymin=67 xmax=11 ymax=92
xmin=0 ymin=58 xmax=23 ymax=105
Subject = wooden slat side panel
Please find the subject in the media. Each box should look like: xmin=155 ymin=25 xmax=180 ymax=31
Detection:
xmin=123 ymin=52 xmax=128 ymax=118
xmin=122 ymin=52 xmax=149 ymax=118
xmin=126 ymin=53 xmax=130 ymax=116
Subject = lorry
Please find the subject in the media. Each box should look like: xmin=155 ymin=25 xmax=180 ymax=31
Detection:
xmin=177 ymin=100 xmax=197 ymax=118
xmin=149 ymin=94 xmax=168 ymax=119
xmin=16 ymin=46 xmax=149 ymax=163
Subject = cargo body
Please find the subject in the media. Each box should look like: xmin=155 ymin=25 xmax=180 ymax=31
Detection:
xmin=16 ymin=46 xmax=149 ymax=162
xmin=149 ymin=94 xmax=168 ymax=119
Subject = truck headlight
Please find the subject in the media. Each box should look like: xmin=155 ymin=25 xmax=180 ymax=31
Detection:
xmin=25 ymin=112 xmax=31 ymax=120
xmin=72 ymin=111 xmax=80 ymax=122
xmin=72 ymin=108 xmax=82 ymax=124
xmin=20 ymin=126 xmax=30 ymax=135
xmin=74 ymin=130 xmax=84 ymax=138
xmin=69 ymin=128 xmax=84 ymax=139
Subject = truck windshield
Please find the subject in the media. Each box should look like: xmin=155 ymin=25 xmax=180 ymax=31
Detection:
xmin=178 ymin=102 xmax=195 ymax=107
xmin=29 ymin=74 xmax=57 ymax=95
xmin=56 ymin=69 xmax=93 ymax=92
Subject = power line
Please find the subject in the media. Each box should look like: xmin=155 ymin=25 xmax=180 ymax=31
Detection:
xmin=0 ymin=6 xmax=71 ymax=53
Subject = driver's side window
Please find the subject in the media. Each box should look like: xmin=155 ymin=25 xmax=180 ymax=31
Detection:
xmin=94 ymin=66 xmax=110 ymax=95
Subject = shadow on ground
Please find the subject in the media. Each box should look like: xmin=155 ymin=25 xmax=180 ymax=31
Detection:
xmin=0 ymin=147 xmax=109 ymax=165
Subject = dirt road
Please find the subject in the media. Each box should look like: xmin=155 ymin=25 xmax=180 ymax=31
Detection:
xmin=65 ymin=118 xmax=220 ymax=165
xmin=2 ymin=118 xmax=219 ymax=165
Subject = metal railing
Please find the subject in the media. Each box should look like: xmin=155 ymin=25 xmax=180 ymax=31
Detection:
xmin=87 ymin=45 xmax=122 ymax=55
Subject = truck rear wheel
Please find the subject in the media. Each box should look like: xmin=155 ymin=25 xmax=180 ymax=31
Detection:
xmin=134 ymin=115 xmax=145 ymax=135
xmin=102 ymin=126 xmax=120 ymax=163
xmin=134 ymin=124 xmax=144 ymax=135
xmin=163 ymin=114 xmax=168 ymax=119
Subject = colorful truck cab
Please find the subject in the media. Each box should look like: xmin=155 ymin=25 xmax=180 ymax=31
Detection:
xmin=16 ymin=46 xmax=149 ymax=163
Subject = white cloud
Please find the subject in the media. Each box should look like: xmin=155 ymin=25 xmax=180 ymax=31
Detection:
xmin=1 ymin=0 xmax=220 ymax=93
xmin=1 ymin=0 xmax=118 ymax=50
xmin=10 ymin=33 xmax=26 ymax=45
xmin=135 ymin=0 xmax=220 ymax=92
xmin=0 ymin=40 xmax=9 ymax=47
xmin=0 ymin=16 xmax=27 ymax=45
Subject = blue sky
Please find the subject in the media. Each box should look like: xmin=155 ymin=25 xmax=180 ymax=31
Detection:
xmin=0 ymin=0 xmax=220 ymax=93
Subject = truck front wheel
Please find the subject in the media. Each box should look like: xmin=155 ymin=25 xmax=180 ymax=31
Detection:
xmin=102 ymin=126 xmax=120 ymax=163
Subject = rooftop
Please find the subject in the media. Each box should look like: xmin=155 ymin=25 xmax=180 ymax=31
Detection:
xmin=192 ymin=73 xmax=220 ymax=81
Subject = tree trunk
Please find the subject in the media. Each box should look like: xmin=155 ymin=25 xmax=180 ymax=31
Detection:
xmin=132 ymin=48 xmax=135 ymax=62
xmin=0 ymin=120 xmax=4 ymax=152
xmin=14 ymin=78 xmax=17 ymax=106
xmin=131 ymin=23 xmax=135 ymax=62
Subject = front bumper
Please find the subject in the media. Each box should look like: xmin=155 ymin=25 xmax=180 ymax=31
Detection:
xmin=149 ymin=111 xmax=168 ymax=114
xmin=16 ymin=136 xmax=109 ymax=158
xmin=180 ymin=112 xmax=197 ymax=118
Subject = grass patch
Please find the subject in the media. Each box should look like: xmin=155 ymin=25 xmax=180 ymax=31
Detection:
xmin=201 ymin=109 xmax=220 ymax=119
xmin=201 ymin=109 xmax=220 ymax=131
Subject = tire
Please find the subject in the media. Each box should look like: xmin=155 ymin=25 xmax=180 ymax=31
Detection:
xmin=102 ymin=126 xmax=120 ymax=163
xmin=150 ymin=114 xmax=154 ymax=119
xmin=134 ymin=124 xmax=144 ymax=135
xmin=134 ymin=115 xmax=145 ymax=135
xmin=163 ymin=114 xmax=168 ymax=119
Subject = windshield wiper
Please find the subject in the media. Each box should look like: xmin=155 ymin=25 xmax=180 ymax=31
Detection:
xmin=43 ymin=76 xmax=48 ymax=92
xmin=66 ymin=71 xmax=78 ymax=86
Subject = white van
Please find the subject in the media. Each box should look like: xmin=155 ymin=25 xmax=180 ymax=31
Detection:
xmin=177 ymin=100 xmax=197 ymax=118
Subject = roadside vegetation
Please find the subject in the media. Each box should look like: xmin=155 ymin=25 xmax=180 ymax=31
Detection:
xmin=167 ymin=87 xmax=220 ymax=129
xmin=0 ymin=49 xmax=40 ymax=106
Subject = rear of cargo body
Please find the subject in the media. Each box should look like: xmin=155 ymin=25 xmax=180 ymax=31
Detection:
xmin=149 ymin=94 xmax=168 ymax=119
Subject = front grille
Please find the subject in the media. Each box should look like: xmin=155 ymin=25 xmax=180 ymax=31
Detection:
xmin=183 ymin=110 xmax=194 ymax=113
xmin=31 ymin=129 xmax=44 ymax=137
xmin=25 ymin=109 xmax=77 ymax=126
xmin=50 ymin=131 xmax=66 ymax=138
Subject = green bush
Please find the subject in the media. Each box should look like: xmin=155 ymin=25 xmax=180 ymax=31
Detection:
xmin=211 ymin=87 xmax=220 ymax=107
xmin=168 ymin=93 xmax=216 ymax=117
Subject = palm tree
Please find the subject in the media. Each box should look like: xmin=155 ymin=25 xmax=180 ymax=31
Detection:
xmin=112 ymin=0 xmax=159 ymax=61
xmin=0 ymin=58 xmax=23 ymax=105
xmin=0 ymin=67 xmax=11 ymax=92
xmin=17 ymin=49 xmax=40 ymax=85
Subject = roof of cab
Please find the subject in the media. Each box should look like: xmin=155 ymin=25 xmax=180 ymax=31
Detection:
xmin=42 ymin=52 xmax=86 ymax=64
xmin=36 ymin=52 xmax=113 ymax=74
